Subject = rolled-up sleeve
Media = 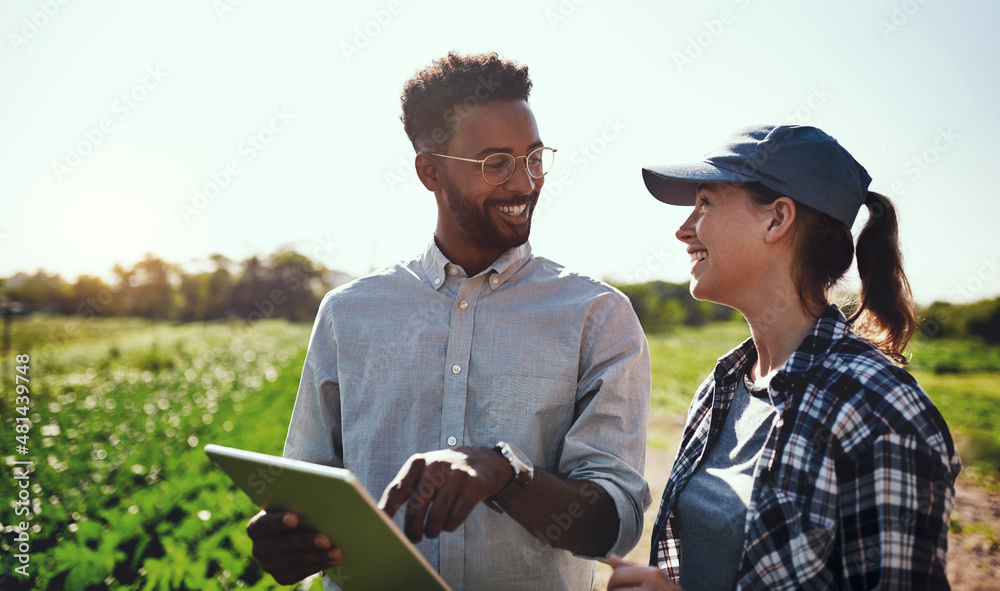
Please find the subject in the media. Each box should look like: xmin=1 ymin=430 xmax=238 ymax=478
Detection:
xmin=561 ymin=294 xmax=652 ymax=558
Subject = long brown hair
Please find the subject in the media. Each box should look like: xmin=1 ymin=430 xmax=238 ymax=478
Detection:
xmin=746 ymin=183 xmax=917 ymax=364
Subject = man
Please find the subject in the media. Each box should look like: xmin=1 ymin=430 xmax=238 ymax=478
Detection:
xmin=247 ymin=51 xmax=651 ymax=590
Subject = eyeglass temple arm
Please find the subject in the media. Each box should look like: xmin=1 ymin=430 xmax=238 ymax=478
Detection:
xmin=428 ymin=153 xmax=485 ymax=164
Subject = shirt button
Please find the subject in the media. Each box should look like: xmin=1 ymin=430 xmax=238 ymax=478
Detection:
xmin=447 ymin=436 xmax=457 ymax=446
xmin=434 ymin=278 xmax=441 ymax=285
xmin=451 ymin=364 xmax=462 ymax=375
xmin=459 ymin=300 xmax=468 ymax=310
xmin=490 ymin=276 xmax=499 ymax=285
xmin=449 ymin=267 xmax=458 ymax=276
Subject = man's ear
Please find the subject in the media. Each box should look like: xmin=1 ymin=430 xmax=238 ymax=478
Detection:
xmin=415 ymin=152 xmax=442 ymax=191
xmin=764 ymin=196 xmax=797 ymax=244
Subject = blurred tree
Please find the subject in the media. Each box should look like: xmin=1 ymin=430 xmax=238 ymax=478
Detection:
xmin=614 ymin=280 xmax=735 ymax=332
xmin=126 ymin=254 xmax=179 ymax=319
xmin=268 ymin=249 xmax=324 ymax=322
xmin=178 ymin=273 xmax=209 ymax=321
xmin=71 ymin=275 xmax=113 ymax=317
xmin=3 ymin=270 xmax=71 ymax=313
xmin=917 ymin=297 xmax=1000 ymax=343
xmin=968 ymin=296 xmax=1000 ymax=344
xmin=204 ymin=254 xmax=236 ymax=320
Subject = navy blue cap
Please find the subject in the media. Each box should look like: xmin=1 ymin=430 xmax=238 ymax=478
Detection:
xmin=642 ymin=125 xmax=872 ymax=226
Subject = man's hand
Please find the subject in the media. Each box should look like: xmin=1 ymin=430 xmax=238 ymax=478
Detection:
xmin=246 ymin=510 xmax=344 ymax=585
xmin=378 ymin=447 xmax=513 ymax=543
xmin=606 ymin=555 xmax=680 ymax=590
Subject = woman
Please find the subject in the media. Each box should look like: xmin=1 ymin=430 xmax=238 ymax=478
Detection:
xmin=609 ymin=125 xmax=961 ymax=590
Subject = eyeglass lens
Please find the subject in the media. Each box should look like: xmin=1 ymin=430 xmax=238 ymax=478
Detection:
xmin=482 ymin=147 xmax=555 ymax=184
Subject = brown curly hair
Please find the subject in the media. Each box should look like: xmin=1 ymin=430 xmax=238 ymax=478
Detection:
xmin=400 ymin=51 xmax=532 ymax=151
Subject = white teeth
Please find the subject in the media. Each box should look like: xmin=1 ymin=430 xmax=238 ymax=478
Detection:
xmin=690 ymin=251 xmax=707 ymax=263
xmin=497 ymin=204 xmax=527 ymax=215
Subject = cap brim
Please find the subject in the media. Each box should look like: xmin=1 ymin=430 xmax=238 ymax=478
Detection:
xmin=642 ymin=162 xmax=757 ymax=205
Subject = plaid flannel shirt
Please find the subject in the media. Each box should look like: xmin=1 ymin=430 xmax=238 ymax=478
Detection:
xmin=649 ymin=305 xmax=961 ymax=589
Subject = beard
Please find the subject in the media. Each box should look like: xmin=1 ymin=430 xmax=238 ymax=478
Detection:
xmin=442 ymin=175 xmax=537 ymax=251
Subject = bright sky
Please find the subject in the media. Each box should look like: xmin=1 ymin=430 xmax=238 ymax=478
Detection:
xmin=1 ymin=0 xmax=997 ymax=305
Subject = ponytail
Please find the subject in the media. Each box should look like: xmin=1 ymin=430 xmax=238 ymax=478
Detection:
xmin=848 ymin=191 xmax=917 ymax=364
xmin=746 ymin=183 xmax=917 ymax=364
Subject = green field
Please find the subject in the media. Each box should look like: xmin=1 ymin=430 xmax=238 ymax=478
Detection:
xmin=0 ymin=316 xmax=997 ymax=589
xmin=0 ymin=317 xmax=316 ymax=590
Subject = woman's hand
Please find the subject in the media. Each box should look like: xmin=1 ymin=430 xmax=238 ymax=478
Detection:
xmin=606 ymin=555 xmax=681 ymax=590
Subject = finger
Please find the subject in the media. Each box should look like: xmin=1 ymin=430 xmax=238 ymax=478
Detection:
xmin=404 ymin=467 xmax=443 ymax=543
xmin=260 ymin=545 xmax=342 ymax=586
xmin=606 ymin=563 xmax=674 ymax=591
xmin=607 ymin=554 xmax=629 ymax=569
xmin=606 ymin=568 xmax=643 ymax=590
xmin=379 ymin=458 xmax=425 ymax=518
xmin=251 ymin=530 xmax=334 ymax=562
xmin=247 ymin=509 xmax=302 ymax=538
xmin=423 ymin=468 xmax=461 ymax=538
xmin=441 ymin=474 xmax=484 ymax=533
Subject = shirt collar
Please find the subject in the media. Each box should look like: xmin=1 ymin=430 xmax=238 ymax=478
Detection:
xmin=486 ymin=242 xmax=532 ymax=289
xmin=418 ymin=239 xmax=533 ymax=291
xmin=714 ymin=304 xmax=850 ymax=398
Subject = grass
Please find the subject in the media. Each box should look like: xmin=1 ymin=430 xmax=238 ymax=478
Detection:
xmin=0 ymin=315 xmax=316 ymax=590
xmin=646 ymin=320 xmax=750 ymax=416
xmin=908 ymin=335 xmax=1000 ymax=374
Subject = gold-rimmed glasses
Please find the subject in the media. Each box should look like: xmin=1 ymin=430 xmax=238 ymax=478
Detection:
xmin=430 ymin=146 xmax=557 ymax=185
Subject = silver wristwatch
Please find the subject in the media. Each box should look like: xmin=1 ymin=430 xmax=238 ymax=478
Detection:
xmin=486 ymin=441 xmax=534 ymax=513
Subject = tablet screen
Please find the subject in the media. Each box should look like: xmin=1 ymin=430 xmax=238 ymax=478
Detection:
xmin=205 ymin=444 xmax=452 ymax=591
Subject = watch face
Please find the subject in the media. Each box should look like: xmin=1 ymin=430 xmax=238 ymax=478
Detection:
xmin=498 ymin=442 xmax=533 ymax=486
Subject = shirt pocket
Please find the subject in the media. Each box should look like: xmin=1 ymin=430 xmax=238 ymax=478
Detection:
xmin=742 ymin=483 xmax=837 ymax=587
xmin=481 ymin=373 xmax=576 ymax=472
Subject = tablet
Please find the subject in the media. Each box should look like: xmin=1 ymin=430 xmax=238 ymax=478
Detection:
xmin=204 ymin=444 xmax=452 ymax=591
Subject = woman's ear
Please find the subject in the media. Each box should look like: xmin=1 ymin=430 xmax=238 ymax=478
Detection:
xmin=764 ymin=196 xmax=797 ymax=244
xmin=415 ymin=152 xmax=441 ymax=191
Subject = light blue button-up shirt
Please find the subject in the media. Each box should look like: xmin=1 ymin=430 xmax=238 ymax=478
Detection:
xmin=284 ymin=240 xmax=652 ymax=591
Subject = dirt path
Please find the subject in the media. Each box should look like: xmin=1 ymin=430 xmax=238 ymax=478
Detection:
xmin=948 ymin=473 xmax=1000 ymax=589
xmin=594 ymin=414 xmax=1000 ymax=589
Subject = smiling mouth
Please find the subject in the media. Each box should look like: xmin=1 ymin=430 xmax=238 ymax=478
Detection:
xmin=690 ymin=251 xmax=707 ymax=263
xmin=497 ymin=203 xmax=527 ymax=215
